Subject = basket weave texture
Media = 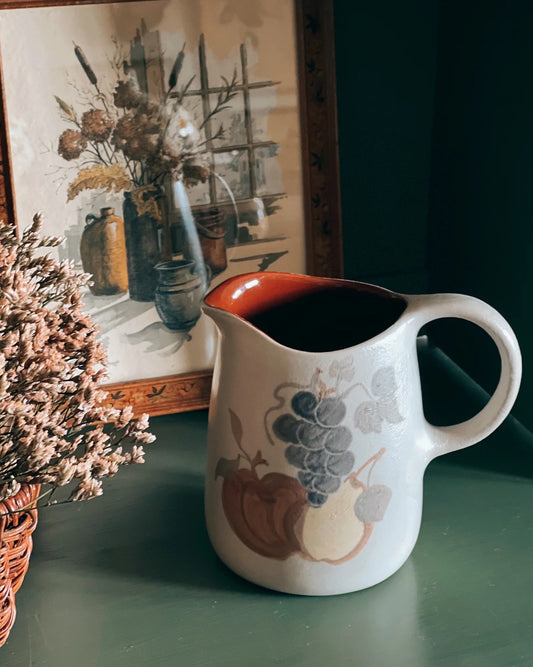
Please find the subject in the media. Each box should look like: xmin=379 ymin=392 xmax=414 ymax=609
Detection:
xmin=0 ymin=485 xmax=39 ymax=647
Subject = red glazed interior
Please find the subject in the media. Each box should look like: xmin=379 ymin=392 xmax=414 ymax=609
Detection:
xmin=204 ymin=272 xmax=407 ymax=352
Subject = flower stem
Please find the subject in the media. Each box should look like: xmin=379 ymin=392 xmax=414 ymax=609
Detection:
xmin=0 ymin=487 xmax=52 ymax=517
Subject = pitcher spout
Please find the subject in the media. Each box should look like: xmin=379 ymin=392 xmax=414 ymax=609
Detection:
xmin=202 ymin=273 xmax=262 ymax=332
xmin=202 ymin=271 xmax=320 ymax=330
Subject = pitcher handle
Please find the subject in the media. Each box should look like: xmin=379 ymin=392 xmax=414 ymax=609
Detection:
xmin=407 ymin=293 xmax=522 ymax=459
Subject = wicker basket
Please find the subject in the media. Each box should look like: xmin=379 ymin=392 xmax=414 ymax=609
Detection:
xmin=0 ymin=485 xmax=40 ymax=647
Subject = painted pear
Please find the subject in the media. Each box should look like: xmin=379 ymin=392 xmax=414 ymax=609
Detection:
xmin=298 ymin=476 xmax=373 ymax=563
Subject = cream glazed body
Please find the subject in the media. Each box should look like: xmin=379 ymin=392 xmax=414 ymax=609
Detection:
xmin=203 ymin=273 xmax=521 ymax=596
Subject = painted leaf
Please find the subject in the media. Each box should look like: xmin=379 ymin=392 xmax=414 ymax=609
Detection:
xmin=353 ymin=401 xmax=382 ymax=434
xmin=371 ymin=367 xmax=398 ymax=398
xmin=340 ymin=366 xmax=355 ymax=382
xmin=329 ymin=360 xmax=340 ymax=377
xmin=147 ymin=384 xmax=166 ymax=398
xmin=229 ymin=408 xmax=243 ymax=446
xmin=354 ymin=484 xmax=392 ymax=523
xmin=251 ymin=450 xmax=268 ymax=470
xmin=131 ymin=185 xmax=162 ymax=220
xmin=54 ymin=95 xmax=77 ymax=123
xmin=215 ymin=456 xmax=240 ymax=480
xmin=67 ymin=164 xmax=131 ymax=201
xmin=377 ymin=398 xmax=403 ymax=424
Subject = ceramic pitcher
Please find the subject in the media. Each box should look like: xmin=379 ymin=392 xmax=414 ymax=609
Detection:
xmin=202 ymin=272 xmax=521 ymax=595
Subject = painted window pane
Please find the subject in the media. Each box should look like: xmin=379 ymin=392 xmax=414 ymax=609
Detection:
xmin=209 ymin=92 xmax=247 ymax=149
xmin=214 ymin=150 xmax=251 ymax=201
xmin=253 ymin=145 xmax=283 ymax=196
xmin=250 ymin=87 xmax=278 ymax=142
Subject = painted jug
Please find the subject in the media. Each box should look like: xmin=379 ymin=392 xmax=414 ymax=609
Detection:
xmin=202 ymin=272 xmax=522 ymax=595
xmin=182 ymin=207 xmax=228 ymax=277
xmin=80 ymin=207 xmax=128 ymax=296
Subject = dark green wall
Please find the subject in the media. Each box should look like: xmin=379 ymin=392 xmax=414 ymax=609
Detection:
xmin=335 ymin=0 xmax=531 ymax=427
xmin=428 ymin=0 xmax=532 ymax=426
xmin=334 ymin=0 xmax=439 ymax=293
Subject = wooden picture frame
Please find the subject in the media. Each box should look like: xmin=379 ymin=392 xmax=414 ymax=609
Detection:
xmin=0 ymin=0 xmax=342 ymax=416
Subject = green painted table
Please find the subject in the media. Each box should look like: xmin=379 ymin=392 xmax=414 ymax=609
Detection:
xmin=3 ymin=346 xmax=533 ymax=666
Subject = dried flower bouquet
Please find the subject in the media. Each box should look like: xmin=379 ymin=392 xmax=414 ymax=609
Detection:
xmin=0 ymin=213 xmax=155 ymax=506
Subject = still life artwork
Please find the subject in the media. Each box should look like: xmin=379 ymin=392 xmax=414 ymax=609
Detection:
xmin=0 ymin=0 xmax=306 ymax=400
xmin=215 ymin=362 xmax=402 ymax=564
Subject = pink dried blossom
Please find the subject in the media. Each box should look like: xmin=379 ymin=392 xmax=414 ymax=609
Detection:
xmin=71 ymin=477 xmax=103 ymax=502
xmin=135 ymin=413 xmax=150 ymax=431
xmin=130 ymin=445 xmax=145 ymax=463
xmin=0 ymin=213 xmax=155 ymax=505
xmin=116 ymin=405 xmax=134 ymax=428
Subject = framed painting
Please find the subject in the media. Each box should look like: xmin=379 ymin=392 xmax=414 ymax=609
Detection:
xmin=0 ymin=0 xmax=342 ymax=416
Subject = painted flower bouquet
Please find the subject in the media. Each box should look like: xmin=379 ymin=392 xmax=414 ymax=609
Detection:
xmin=55 ymin=41 xmax=237 ymax=203
xmin=53 ymin=36 xmax=239 ymax=313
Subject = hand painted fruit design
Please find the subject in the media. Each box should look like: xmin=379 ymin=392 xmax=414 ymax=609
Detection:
xmin=273 ymin=390 xmax=355 ymax=508
xmin=216 ymin=389 xmax=392 ymax=564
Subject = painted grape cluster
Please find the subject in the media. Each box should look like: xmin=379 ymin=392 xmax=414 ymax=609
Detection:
xmin=273 ymin=391 xmax=355 ymax=507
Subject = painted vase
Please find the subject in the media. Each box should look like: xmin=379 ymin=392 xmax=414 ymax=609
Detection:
xmin=80 ymin=207 xmax=128 ymax=296
xmin=123 ymin=190 xmax=161 ymax=302
xmin=154 ymin=259 xmax=209 ymax=332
